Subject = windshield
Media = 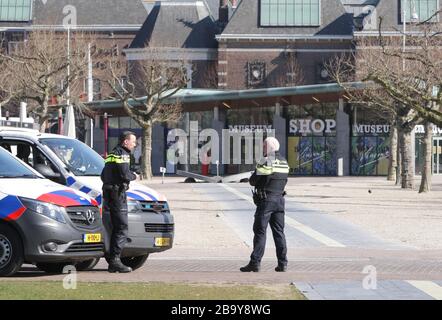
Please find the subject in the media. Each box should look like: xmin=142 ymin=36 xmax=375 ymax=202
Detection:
xmin=0 ymin=147 xmax=41 ymax=178
xmin=40 ymin=138 xmax=104 ymax=176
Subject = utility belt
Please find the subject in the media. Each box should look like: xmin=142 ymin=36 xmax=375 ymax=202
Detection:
xmin=103 ymin=183 xmax=129 ymax=192
xmin=252 ymin=188 xmax=286 ymax=205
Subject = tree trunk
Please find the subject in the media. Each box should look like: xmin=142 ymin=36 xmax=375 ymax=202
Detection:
xmin=388 ymin=124 xmax=398 ymax=181
xmin=38 ymin=96 xmax=49 ymax=133
xmin=395 ymin=122 xmax=402 ymax=186
xmin=141 ymin=123 xmax=153 ymax=180
xmin=398 ymin=124 xmax=415 ymax=189
xmin=419 ymin=122 xmax=433 ymax=193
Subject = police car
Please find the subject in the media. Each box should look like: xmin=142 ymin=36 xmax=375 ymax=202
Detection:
xmin=0 ymin=127 xmax=174 ymax=271
xmin=0 ymin=145 xmax=104 ymax=276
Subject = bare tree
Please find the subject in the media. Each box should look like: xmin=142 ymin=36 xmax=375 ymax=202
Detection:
xmin=106 ymin=52 xmax=189 ymax=180
xmin=0 ymin=56 xmax=16 ymax=111
xmin=0 ymin=29 xmax=94 ymax=132
xmin=0 ymin=37 xmax=19 ymax=114
xmin=419 ymin=121 xmax=433 ymax=193
xmin=326 ymin=30 xmax=441 ymax=190
xmin=326 ymin=54 xmax=399 ymax=182
xmin=357 ymin=16 xmax=442 ymax=191
xmin=371 ymin=16 xmax=442 ymax=127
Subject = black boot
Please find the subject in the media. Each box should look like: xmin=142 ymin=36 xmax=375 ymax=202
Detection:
xmin=275 ymin=264 xmax=287 ymax=272
xmin=108 ymin=257 xmax=132 ymax=273
xmin=240 ymin=263 xmax=260 ymax=272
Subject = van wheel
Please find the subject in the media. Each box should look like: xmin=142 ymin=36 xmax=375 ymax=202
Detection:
xmin=36 ymin=263 xmax=74 ymax=274
xmin=121 ymin=254 xmax=149 ymax=271
xmin=75 ymin=258 xmax=100 ymax=271
xmin=0 ymin=224 xmax=24 ymax=277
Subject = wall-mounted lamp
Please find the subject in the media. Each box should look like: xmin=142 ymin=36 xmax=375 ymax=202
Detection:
xmin=222 ymin=102 xmax=231 ymax=109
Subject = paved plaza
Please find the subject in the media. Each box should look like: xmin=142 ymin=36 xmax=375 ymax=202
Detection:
xmin=3 ymin=176 xmax=442 ymax=300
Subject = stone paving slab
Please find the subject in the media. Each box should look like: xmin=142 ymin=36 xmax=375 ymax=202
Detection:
xmin=198 ymin=183 xmax=413 ymax=250
xmin=4 ymin=259 xmax=442 ymax=288
xmin=294 ymin=280 xmax=436 ymax=300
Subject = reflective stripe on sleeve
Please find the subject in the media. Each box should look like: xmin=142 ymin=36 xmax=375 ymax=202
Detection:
xmin=105 ymin=154 xmax=130 ymax=164
xmin=256 ymin=164 xmax=273 ymax=175
xmin=256 ymin=160 xmax=289 ymax=175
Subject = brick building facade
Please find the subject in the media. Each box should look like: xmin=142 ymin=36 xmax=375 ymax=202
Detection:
xmin=1 ymin=0 xmax=440 ymax=176
xmin=113 ymin=0 xmax=441 ymax=176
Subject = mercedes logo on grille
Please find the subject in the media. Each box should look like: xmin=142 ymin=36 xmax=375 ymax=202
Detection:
xmin=85 ymin=210 xmax=96 ymax=225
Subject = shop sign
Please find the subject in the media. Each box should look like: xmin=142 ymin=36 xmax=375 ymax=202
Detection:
xmin=352 ymin=124 xmax=442 ymax=135
xmin=353 ymin=124 xmax=390 ymax=134
xmin=414 ymin=125 xmax=442 ymax=135
xmin=289 ymin=119 xmax=336 ymax=134
xmin=228 ymin=125 xmax=273 ymax=133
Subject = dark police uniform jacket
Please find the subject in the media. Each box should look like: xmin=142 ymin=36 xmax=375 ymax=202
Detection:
xmin=101 ymin=145 xmax=136 ymax=187
xmin=249 ymin=152 xmax=289 ymax=198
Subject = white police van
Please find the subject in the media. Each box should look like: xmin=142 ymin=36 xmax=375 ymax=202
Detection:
xmin=0 ymin=145 xmax=104 ymax=276
xmin=0 ymin=127 xmax=174 ymax=271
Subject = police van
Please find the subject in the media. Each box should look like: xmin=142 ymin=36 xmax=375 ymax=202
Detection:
xmin=0 ymin=127 xmax=174 ymax=271
xmin=0 ymin=145 xmax=104 ymax=276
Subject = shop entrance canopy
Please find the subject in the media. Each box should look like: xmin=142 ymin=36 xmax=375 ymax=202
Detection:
xmin=87 ymin=82 xmax=365 ymax=112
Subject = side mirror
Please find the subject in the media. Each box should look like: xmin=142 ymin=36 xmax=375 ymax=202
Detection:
xmin=35 ymin=164 xmax=61 ymax=179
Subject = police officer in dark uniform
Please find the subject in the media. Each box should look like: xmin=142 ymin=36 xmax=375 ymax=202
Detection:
xmin=101 ymin=131 xmax=137 ymax=273
xmin=240 ymin=137 xmax=289 ymax=272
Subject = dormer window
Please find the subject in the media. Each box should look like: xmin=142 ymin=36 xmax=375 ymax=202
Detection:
xmin=401 ymin=0 xmax=439 ymax=23
xmin=0 ymin=0 xmax=33 ymax=22
xmin=260 ymin=0 xmax=321 ymax=27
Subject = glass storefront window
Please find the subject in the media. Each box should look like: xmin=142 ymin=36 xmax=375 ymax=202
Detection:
xmin=108 ymin=137 xmax=118 ymax=152
xmin=227 ymin=106 xmax=275 ymax=126
xmin=286 ymin=103 xmax=338 ymax=175
xmin=119 ymin=117 xmax=131 ymax=129
xmin=107 ymin=116 xmax=143 ymax=156
xmin=130 ymin=118 xmax=141 ymax=129
xmin=415 ymin=125 xmax=442 ymax=175
xmin=190 ymin=111 xmax=214 ymax=131
xmin=288 ymin=136 xmax=337 ymax=175
xmin=108 ymin=117 xmax=119 ymax=129
xmin=225 ymin=106 xmax=275 ymax=174
xmin=350 ymin=106 xmax=391 ymax=176
xmin=187 ymin=111 xmax=214 ymax=173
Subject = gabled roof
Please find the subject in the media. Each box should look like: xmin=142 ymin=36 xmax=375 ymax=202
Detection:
xmin=349 ymin=0 xmax=442 ymax=34
xmin=203 ymin=0 xmax=221 ymax=21
xmin=219 ymin=0 xmax=354 ymax=40
xmin=372 ymin=0 xmax=407 ymax=31
xmin=0 ymin=0 xmax=148 ymax=30
xmin=130 ymin=0 xmax=219 ymax=49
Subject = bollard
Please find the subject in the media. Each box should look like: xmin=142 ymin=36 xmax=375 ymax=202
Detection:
xmin=160 ymin=167 xmax=166 ymax=184
xmin=338 ymin=158 xmax=343 ymax=176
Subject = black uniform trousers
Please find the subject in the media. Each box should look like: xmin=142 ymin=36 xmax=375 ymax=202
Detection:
xmin=102 ymin=185 xmax=129 ymax=259
xmin=250 ymin=195 xmax=288 ymax=267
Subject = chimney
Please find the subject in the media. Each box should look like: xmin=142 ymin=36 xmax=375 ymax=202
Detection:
xmin=219 ymin=0 xmax=229 ymax=25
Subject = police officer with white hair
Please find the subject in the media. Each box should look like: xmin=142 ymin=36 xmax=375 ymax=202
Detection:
xmin=240 ymin=136 xmax=289 ymax=272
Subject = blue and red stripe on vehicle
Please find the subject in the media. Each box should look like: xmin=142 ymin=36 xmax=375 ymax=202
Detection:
xmin=37 ymin=190 xmax=95 ymax=207
xmin=0 ymin=195 xmax=26 ymax=221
